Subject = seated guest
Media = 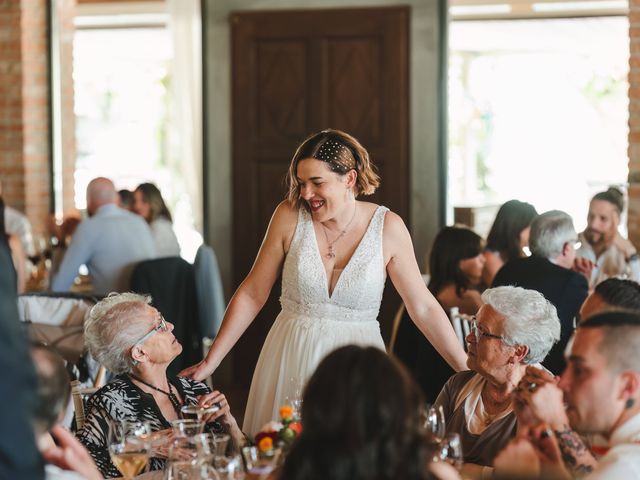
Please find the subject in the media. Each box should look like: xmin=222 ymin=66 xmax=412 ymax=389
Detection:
xmin=496 ymin=311 xmax=640 ymax=479
xmin=31 ymin=345 xmax=102 ymax=480
xmin=77 ymin=293 xmax=244 ymax=478
xmin=576 ymin=187 xmax=640 ymax=287
xmin=434 ymin=286 xmax=559 ymax=476
xmin=132 ymin=183 xmax=180 ymax=257
xmin=0 ymin=196 xmax=26 ymax=293
xmin=279 ymin=345 xmax=457 ymax=480
xmin=493 ymin=210 xmax=588 ymax=374
xmin=395 ymin=226 xmax=484 ymax=402
xmin=51 ymin=178 xmax=156 ymax=294
xmin=482 ymin=200 xmax=538 ymax=287
xmin=117 ymin=189 xmax=133 ymax=210
xmin=579 ymin=277 xmax=640 ymax=322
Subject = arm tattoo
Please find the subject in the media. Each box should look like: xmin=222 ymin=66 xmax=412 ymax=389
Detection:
xmin=553 ymin=425 xmax=596 ymax=477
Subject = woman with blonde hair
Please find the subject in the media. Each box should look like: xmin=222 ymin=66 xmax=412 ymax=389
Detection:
xmin=182 ymin=129 xmax=467 ymax=435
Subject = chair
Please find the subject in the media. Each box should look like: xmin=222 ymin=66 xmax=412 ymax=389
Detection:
xmin=130 ymin=257 xmax=201 ymax=377
xmin=387 ymin=303 xmax=406 ymax=354
xmin=193 ymin=244 xmax=226 ymax=340
xmin=70 ymin=380 xmax=86 ymax=429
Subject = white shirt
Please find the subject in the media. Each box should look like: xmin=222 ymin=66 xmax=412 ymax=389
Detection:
xmin=576 ymin=232 xmax=640 ymax=287
xmin=4 ymin=206 xmax=35 ymax=256
xmin=587 ymin=413 xmax=640 ymax=480
xmin=150 ymin=217 xmax=180 ymax=257
xmin=51 ymin=204 xmax=156 ymax=294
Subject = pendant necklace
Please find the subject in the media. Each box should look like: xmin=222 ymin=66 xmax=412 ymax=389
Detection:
xmin=130 ymin=374 xmax=182 ymax=415
xmin=322 ymin=203 xmax=357 ymax=259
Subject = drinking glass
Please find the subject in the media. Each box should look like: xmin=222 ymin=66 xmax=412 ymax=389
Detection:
xmin=241 ymin=446 xmax=281 ymax=479
xmin=213 ymin=454 xmax=245 ymax=480
xmin=171 ymin=419 xmax=205 ymax=438
xmin=422 ymin=404 xmax=446 ymax=441
xmin=166 ymin=461 xmax=220 ymax=480
xmin=194 ymin=432 xmax=231 ymax=459
xmin=439 ymin=432 xmax=463 ymax=469
xmin=285 ymin=377 xmax=304 ymax=418
xmin=108 ymin=421 xmax=151 ymax=479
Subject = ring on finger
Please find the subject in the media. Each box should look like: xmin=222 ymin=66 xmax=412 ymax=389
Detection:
xmin=528 ymin=382 xmax=538 ymax=393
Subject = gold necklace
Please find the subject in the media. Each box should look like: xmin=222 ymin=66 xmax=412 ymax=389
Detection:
xmin=321 ymin=204 xmax=357 ymax=259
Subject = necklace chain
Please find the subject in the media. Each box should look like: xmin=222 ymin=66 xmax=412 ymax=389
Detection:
xmin=321 ymin=204 xmax=357 ymax=259
xmin=129 ymin=374 xmax=182 ymax=414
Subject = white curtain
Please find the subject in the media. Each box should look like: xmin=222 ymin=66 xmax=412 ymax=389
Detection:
xmin=166 ymin=0 xmax=203 ymax=237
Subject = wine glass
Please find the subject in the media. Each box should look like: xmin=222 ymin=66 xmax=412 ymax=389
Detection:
xmin=171 ymin=419 xmax=205 ymax=438
xmin=439 ymin=432 xmax=463 ymax=469
xmin=108 ymin=421 xmax=151 ymax=479
xmin=421 ymin=404 xmax=446 ymax=441
xmin=285 ymin=377 xmax=304 ymax=418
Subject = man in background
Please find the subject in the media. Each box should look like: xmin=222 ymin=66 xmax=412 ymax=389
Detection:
xmin=51 ymin=177 xmax=156 ymax=294
xmin=493 ymin=210 xmax=588 ymax=374
xmin=576 ymin=187 xmax=640 ymax=287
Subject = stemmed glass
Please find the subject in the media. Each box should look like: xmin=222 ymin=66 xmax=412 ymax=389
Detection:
xmin=439 ymin=432 xmax=463 ymax=469
xmin=285 ymin=377 xmax=304 ymax=417
xmin=108 ymin=421 xmax=151 ymax=479
xmin=421 ymin=404 xmax=446 ymax=441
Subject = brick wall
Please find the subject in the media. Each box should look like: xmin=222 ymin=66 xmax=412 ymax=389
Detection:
xmin=0 ymin=0 xmax=75 ymax=237
xmin=630 ymin=1 xmax=640 ymax=245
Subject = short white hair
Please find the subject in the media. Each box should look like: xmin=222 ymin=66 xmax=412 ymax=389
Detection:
xmin=529 ymin=210 xmax=576 ymax=259
xmin=84 ymin=292 xmax=153 ymax=374
xmin=481 ymin=286 xmax=561 ymax=364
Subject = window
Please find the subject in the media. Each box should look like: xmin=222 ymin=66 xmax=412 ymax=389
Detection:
xmin=449 ymin=16 xmax=629 ymax=232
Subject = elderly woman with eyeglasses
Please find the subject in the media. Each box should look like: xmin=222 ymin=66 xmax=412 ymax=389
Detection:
xmin=433 ymin=286 xmax=560 ymax=478
xmin=76 ymin=293 xmax=244 ymax=478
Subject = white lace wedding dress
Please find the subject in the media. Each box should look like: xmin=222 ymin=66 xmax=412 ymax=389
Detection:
xmin=242 ymin=206 xmax=389 ymax=435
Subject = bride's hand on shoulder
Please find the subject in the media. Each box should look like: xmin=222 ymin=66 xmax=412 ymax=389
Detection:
xmin=179 ymin=359 xmax=214 ymax=381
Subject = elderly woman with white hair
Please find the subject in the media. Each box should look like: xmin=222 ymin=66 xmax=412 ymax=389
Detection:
xmin=434 ymin=286 xmax=560 ymax=477
xmin=76 ymin=293 xmax=244 ymax=478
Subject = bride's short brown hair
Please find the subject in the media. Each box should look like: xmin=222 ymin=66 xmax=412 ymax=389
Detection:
xmin=286 ymin=129 xmax=380 ymax=209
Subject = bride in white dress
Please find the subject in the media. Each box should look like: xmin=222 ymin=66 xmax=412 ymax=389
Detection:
xmin=182 ymin=129 xmax=468 ymax=435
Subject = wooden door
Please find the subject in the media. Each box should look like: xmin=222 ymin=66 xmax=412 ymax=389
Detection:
xmin=232 ymin=6 xmax=409 ymax=385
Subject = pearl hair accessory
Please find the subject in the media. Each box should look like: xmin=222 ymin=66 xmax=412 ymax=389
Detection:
xmin=313 ymin=140 xmax=354 ymax=173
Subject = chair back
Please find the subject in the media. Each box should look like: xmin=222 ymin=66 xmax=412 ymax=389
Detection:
xmin=70 ymin=380 xmax=86 ymax=430
xmin=193 ymin=244 xmax=226 ymax=340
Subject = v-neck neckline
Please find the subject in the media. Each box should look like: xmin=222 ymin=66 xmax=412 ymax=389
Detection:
xmin=310 ymin=206 xmax=381 ymax=300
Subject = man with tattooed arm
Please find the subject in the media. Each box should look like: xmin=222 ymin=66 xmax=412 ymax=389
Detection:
xmin=494 ymin=310 xmax=640 ymax=479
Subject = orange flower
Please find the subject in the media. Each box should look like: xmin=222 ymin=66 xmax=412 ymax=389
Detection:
xmin=279 ymin=405 xmax=293 ymax=419
xmin=258 ymin=436 xmax=273 ymax=452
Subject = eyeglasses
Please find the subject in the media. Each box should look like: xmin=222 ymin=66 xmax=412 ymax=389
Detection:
xmin=133 ymin=315 xmax=168 ymax=346
xmin=470 ymin=317 xmax=505 ymax=342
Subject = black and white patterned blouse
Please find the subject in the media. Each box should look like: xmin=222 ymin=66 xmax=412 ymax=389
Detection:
xmin=76 ymin=374 xmax=219 ymax=478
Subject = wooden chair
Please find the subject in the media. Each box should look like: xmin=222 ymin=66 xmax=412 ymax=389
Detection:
xmin=70 ymin=380 xmax=86 ymax=429
xmin=387 ymin=303 xmax=406 ymax=354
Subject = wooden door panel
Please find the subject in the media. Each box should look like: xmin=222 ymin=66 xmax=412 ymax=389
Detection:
xmin=325 ymin=37 xmax=382 ymax=143
xmin=232 ymin=6 xmax=409 ymax=386
xmin=256 ymin=41 xmax=310 ymax=140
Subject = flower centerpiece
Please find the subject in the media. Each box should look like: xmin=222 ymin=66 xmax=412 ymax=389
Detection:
xmin=254 ymin=405 xmax=303 ymax=455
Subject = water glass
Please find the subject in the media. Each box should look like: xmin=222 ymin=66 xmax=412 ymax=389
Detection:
xmin=194 ymin=432 xmax=231 ymax=458
xmin=213 ymin=454 xmax=245 ymax=480
xmin=421 ymin=404 xmax=446 ymax=441
xmin=439 ymin=432 xmax=463 ymax=469
xmin=108 ymin=421 xmax=151 ymax=479
xmin=171 ymin=419 xmax=205 ymax=438
xmin=241 ymin=446 xmax=281 ymax=479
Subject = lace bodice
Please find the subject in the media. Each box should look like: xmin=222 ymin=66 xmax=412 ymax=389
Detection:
xmin=280 ymin=206 xmax=388 ymax=322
